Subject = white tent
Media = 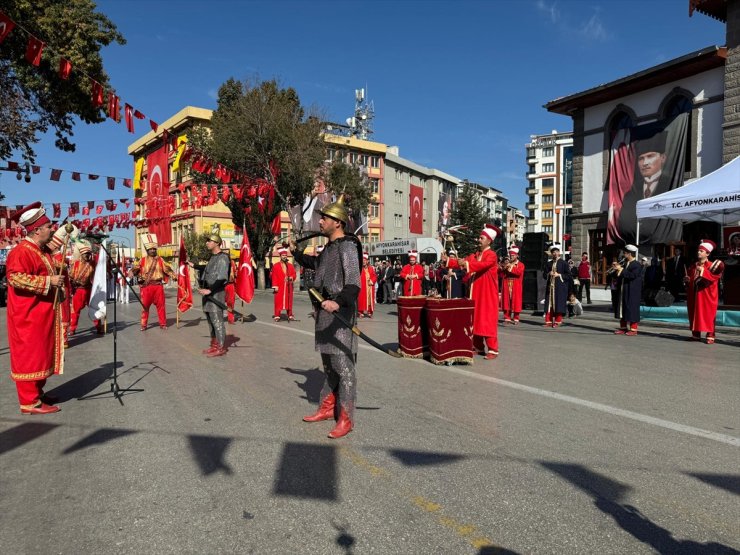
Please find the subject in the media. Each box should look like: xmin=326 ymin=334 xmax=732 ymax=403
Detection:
xmin=636 ymin=155 xmax=740 ymax=225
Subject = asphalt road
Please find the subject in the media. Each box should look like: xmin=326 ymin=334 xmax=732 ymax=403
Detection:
xmin=1 ymin=289 xmax=738 ymax=554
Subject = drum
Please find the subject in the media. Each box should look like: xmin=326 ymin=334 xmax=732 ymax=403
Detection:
xmin=425 ymin=297 xmax=475 ymax=365
xmin=397 ymin=295 xmax=428 ymax=358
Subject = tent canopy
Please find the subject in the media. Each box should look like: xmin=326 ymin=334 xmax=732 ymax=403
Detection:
xmin=636 ymin=155 xmax=740 ymax=224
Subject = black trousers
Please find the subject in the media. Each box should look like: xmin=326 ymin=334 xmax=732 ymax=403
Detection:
xmin=578 ymin=279 xmax=591 ymax=302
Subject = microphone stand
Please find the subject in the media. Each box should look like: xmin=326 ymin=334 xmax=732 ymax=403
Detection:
xmin=79 ymin=242 xmax=144 ymax=405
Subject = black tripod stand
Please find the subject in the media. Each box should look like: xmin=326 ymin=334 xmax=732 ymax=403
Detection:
xmin=79 ymin=242 xmax=144 ymax=405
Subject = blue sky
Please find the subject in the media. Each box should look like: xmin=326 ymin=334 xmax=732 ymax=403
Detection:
xmin=2 ymin=0 xmax=725 ymax=238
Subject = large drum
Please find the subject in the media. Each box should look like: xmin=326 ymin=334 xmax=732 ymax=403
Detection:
xmin=397 ymin=295 xmax=427 ymax=358
xmin=425 ymin=297 xmax=475 ymax=365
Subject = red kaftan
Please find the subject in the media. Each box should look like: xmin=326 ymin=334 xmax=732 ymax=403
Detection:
xmin=272 ymin=261 xmax=296 ymax=316
xmin=6 ymin=239 xmax=64 ymax=402
xmin=400 ymin=263 xmax=423 ymax=296
xmin=500 ymin=260 xmax=525 ymax=314
xmin=358 ymin=265 xmax=377 ymax=313
xmin=449 ymin=248 xmax=499 ymax=348
xmin=686 ymin=260 xmax=722 ymax=333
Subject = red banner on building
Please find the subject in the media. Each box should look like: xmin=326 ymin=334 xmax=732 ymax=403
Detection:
xmin=146 ymin=144 xmax=172 ymax=244
xmin=409 ymin=185 xmax=423 ymax=234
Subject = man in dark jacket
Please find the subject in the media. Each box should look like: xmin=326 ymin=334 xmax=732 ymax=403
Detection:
xmin=198 ymin=233 xmax=231 ymax=357
xmin=614 ymin=244 xmax=643 ymax=336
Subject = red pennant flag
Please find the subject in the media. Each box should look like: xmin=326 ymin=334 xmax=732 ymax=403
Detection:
xmin=72 ymin=172 xmax=81 ymax=181
xmin=107 ymin=177 xmax=115 ymax=190
xmin=88 ymin=174 xmax=99 ymax=180
xmin=82 ymin=206 xmax=90 ymax=216
xmin=149 ymin=120 xmax=158 ymax=132
xmin=123 ymin=178 xmax=132 ymax=188
xmin=58 ymin=57 xmax=72 ymax=80
xmin=50 ymin=169 xmax=62 ymax=181
xmin=95 ymin=205 xmax=103 ymax=214
xmin=271 ymin=214 xmax=281 ymax=236
xmin=133 ymin=109 xmax=145 ymax=120
xmin=31 ymin=165 xmax=40 ymax=174
xmin=105 ymin=200 xmax=115 ymax=211
xmin=91 ymin=80 xmax=104 ymax=108
xmin=235 ymin=225 xmax=255 ymax=303
xmin=177 ymin=236 xmax=193 ymax=313
xmin=52 ymin=203 xmax=61 ymax=218
xmin=124 ymin=104 xmax=134 ymax=133
xmin=25 ymin=36 xmax=44 ymax=66
xmin=0 ymin=13 xmax=16 ymax=44
xmin=87 ymin=201 xmax=95 ymax=209
xmin=7 ymin=161 xmax=19 ymax=170
xmin=70 ymin=202 xmax=79 ymax=215
xmin=108 ymin=93 xmax=121 ymax=122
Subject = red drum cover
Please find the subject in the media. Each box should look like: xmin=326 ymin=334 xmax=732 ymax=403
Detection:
xmin=397 ymin=295 xmax=427 ymax=358
xmin=425 ymin=298 xmax=475 ymax=365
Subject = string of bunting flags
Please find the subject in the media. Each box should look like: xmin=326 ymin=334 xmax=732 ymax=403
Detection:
xmin=4 ymin=161 xmax=132 ymax=189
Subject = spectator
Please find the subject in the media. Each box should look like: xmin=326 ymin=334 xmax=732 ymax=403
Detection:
xmin=577 ymin=252 xmax=592 ymax=304
xmin=567 ymin=292 xmax=583 ymax=318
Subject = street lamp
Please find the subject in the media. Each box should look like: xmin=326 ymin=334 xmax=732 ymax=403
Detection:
xmin=0 ymin=162 xmax=31 ymax=183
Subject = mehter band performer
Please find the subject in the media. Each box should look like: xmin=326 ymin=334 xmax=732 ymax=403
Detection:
xmin=500 ymin=245 xmax=525 ymax=324
xmin=543 ymin=243 xmax=570 ymax=327
xmin=6 ymin=202 xmax=64 ymax=414
xmin=199 ymin=233 xmax=231 ymax=357
xmin=614 ymin=244 xmax=642 ymax=335
xmin=69 ymin=240 xmax=104 ymax=336
xmin=400 ymin=250 xmax=423 ymax=296
xmin=224 ymin=244 xmax=237 ymax=324
xmin=291 ymin=195 xmax=362 ymax=439
xmin=358 ymin=252 xmax=377 ymax=318
xmin=272 ymin=247 xmax=296 ymax=322
xmin=48 ymin=224 xmax=77 ymax=348
xmin=685 ymin=239 xmax=724 ymax=344
xmin=446 ymin=224 xmax=501 ymax=359
xmin=130 ymin=233 xmax=176 ymax=330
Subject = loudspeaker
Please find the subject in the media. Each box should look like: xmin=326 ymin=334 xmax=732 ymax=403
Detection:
xmin=521 ymin=232 xmax=549 ymax=270
xmin=523 ymin=269 xmax=542 ymax=311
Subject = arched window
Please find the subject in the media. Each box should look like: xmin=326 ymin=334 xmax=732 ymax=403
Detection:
xmin=662 ymin=94 xmax=693 ymax=174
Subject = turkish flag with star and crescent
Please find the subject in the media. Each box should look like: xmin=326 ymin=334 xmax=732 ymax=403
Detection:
xmin=235 ymin=225 xmax=255 ymax=303
xmin=177 ymin=236 xmax=193 ymax=312
xmin=409 ymin=184 xmax=424 ymax=234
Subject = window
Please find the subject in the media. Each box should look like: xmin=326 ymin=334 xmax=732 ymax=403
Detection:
xmin=541 ymin=178 xmax=554 ymax=188
xmin=358 ymin=154 xmax=369 ymax=166
xmin=526 ymin=147 xmax=536 ymax=158
xmin=370 ymin=203 xmax=379 ymax=219
xmin=664 ymin=94 xmax=693 ymax=174
xmin=349 ymin=152 xmax=358 ymax=164
xmin=394 ymin=214 xmax=402 ymax=228
xmin=542 ymin=147 xmax=554 ymax=157
xmin=394 ymin=190 xmax=403 ymax=203
xmin=327 ymin=148 xmax=337 ymax=162
xmin=542 ymin=225 xmax=553 ymax=234
xmin=370 ymin=156 xmax=380 ymax=168
xmin=542 ymin=163 xmax=555 ymax=173
xmin=542 ymin=210 xmax=553 ymax=218
xmin=395 ymin=169 xmax=403 ymax=180
xmin=528 ymin=164 xmax=536 ymax=174
xmin=542 ymin=194 xmax=554 ymax=203
xmin=370 ymin=178 xmax=379 ymax=195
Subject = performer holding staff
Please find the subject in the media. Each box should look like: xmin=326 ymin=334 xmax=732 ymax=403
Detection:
xmin=684 ymin=239 xmax=724 ymax=344
xmin=400 ymin=250 xmax=423 ymax=296
xmin=543 ymin=243 xmax=570 ymax=327
xmin=500 ymin=245 xmax=525 ymax=324
xmin=446 ymin=224 xmax=501 ymax=359
xmin=130 ymin=233 xmax=176 ymax=330
xmin=357 ymin=253 xmax=377 ymax=318
xmin=272 ymin=247 xmax=296 ymax=322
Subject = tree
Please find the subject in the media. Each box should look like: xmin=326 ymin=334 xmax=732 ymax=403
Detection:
xmin=449 ymin=182 xmax=489 ymax=257
xmin=183 ymin=231 xmax=211 ymax=265
xmin=189 ymin=79 xmax=328 ymax=290
xmin=0 ymin=0 xmax=125 ymax=164
xmin=324 ymin=160 xmax=371 ymax=234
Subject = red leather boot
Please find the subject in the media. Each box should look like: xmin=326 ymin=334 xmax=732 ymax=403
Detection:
xmin=303 ymin=393 xmax=336 ymax=422
xmin=202 ymin=338 xmax=218 ymax=354
xmin=328 ymin=408 xmax=353 ymax=439
xmin=207 ymin=342 xmax=227 ymax=357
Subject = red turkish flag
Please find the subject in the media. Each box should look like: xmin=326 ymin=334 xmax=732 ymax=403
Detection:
xmin=52 ymin=203 xmax=61 ymax=218
xmin=409 ymin=184 xmax=423 ymax=234
xmin=146 ymin=144 xmax=172 ymax=244
xmin=25 ymin=36 xmax=44 ymax=66
xmin=108 ymin=93 xmax=121 ymax=122
xmin=235 ymin=225 xmax=255 ymax=303
xmin=0 ymin=13 xmax=16 ymax=44
xmin=91 ymin=80 xmax=104 ymax=107
xmin=124 ymin=104 xmax=134 ymax=133
xmin=177 ymin=236 xmax=193 ymax=313
xmin=59 ymin=58 xmax=72 ymax=80
xmin=50 ymin=169 xmax=62 ymax=181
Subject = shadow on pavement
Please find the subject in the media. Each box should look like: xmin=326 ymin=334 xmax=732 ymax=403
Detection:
xmin=389 ymin=448 xmax=466 ymax=467
xmin=188 ymin=434 xmax=233 ymax=476
xmin=0 ymin=422 xmax=60 ymax=456
xmin=46 ymin=362 xmax=121 ymax=403
xmin=542 ymin=462 xmax=739 ymax=554
xmin=273 ymin=442 xmax=337 ymax=501
xmin=283 ymin=366 xmax=324 ymax=403
xmin=686 ymin=472 xmax=740 ymax=496
xmin=62 ymin=427 xmax=137 ymax=455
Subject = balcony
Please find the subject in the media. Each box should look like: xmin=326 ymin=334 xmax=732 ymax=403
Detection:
xmin=526 ymin=187 xmax=537 ymax=195
xmin=526 ymin=171 xmax=538 ymax=179
xmin=526 ymin=202 xmax=538 ymax=211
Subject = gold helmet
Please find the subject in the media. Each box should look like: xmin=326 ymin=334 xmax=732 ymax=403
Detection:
xmin=318 ymin=194 xmax=349 ymax=225
xmin=207 ymin=234 xmax=222 ymax=244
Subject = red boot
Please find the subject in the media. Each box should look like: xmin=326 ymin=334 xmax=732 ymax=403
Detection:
xmin=328 ymin=408 xmax=353 ymax=439
xmin=303 ymin=393 xmax=336 ymax=422
xmin=202 ymin=338 xmax=218 ymax=354
xmin=207 ymin=343 xmax=227 ymax=357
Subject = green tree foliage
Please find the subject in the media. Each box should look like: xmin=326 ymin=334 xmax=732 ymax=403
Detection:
xmin=449 ymin=183 xmax=489 ymax=257
xmin=189 ymin=78 xmax=326 ymax=289
xmin=183 ymin=231 xmax=211 ymax=264
xmin=0 ymin=0 xmax=125 ymax=163
xmin=324 ymin=160 xmax=371 ymax=221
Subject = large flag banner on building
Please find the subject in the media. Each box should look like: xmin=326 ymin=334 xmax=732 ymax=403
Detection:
xmin=177 ymin=236 xmax=193 ymax=312
xmin=607 ymin=112 xmax=689 ymax=246
xmin=409 ymin=185 xmax=424 ymax=234
xmin=235 ymin=225 xmax=255 ymax=303
xmin=88 ymin=242 xmax=107 ymax=323
xmin=146 ymin=144 xmax=173 ymax=244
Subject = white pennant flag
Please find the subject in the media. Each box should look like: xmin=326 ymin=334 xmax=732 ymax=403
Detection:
xmin=88 ymin=241 xmax=108 ymax=322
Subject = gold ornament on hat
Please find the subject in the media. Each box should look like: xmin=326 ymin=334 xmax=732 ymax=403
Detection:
xmin=319 ymin=194 xmax=349 ymax=225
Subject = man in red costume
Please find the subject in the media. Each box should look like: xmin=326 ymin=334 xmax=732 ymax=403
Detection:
xmin=500 ymin=245 xmax=525 ymax=324
xmin=223 ymin=243 xmax=237 ymax=324
xmin=69 ymin=240 xmax=104 ymax=336
xmin=685 ymin=239 xmax=724 ymax=344
xmin=6 ymin=202 xmax=65 ymax=414
xmin=272 ymin=247 xmax=296 ymax=322
xmin=130 ymin=233 xmax=176 ymax=330
xmin=48 ymin=224 xmax=77 ymax=348
xmin=446 ymin=224 xmax=501 ymax=359
xmin=400 ymin=250 xmax=423 ymax=296
xmin=357 ymin=253 xmax=377 ymax=318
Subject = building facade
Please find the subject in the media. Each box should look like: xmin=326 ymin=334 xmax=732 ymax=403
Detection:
xmin=507 ymin=206 xmax=527 ymax=244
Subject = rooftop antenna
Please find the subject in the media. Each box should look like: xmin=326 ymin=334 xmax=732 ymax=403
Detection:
xmin=345 ymin=86 xmax=374 ymax=140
